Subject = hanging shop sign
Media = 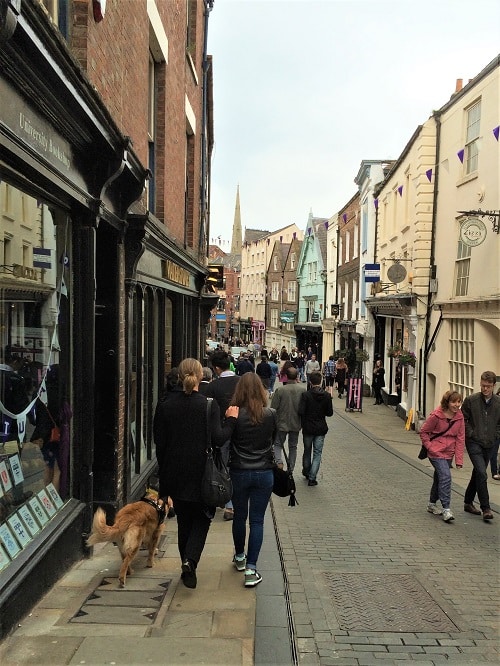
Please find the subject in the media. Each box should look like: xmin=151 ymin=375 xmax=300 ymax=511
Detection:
xmin=280 ymin=311 xmax=296 ymax=324
xmin=364 ymin=263 xmax=380 ymax=282
xmin=460 ymin=217 xmax=487 ymax=247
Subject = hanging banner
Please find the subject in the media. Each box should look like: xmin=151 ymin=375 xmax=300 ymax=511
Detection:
xmin=364 ymin=264 xmax=380 ymax=282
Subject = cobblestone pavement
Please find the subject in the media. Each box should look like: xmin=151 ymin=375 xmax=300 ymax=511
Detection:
xmin=271 ymin=406 xmax=500 ymax=666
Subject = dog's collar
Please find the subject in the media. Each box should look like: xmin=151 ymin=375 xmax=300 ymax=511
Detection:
xmin=140 ymin=497 xmax=167 ymax=525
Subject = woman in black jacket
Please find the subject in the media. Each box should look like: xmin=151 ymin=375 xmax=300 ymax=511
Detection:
xmin=229 ymin=372 xmax=276 ymax=587
xmin=372 ymin=359 xmax=385 ymax=405
xmin=154 ymin=358 xmax=238 ymax=588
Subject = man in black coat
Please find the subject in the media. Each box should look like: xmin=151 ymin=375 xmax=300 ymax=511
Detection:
xmin=206 ymin=351 xmax=240 ymax=520
xmin=255 ymin=356 xmax=272 ymax=392
xmin=298 ymin=371 xmax=333 ymax=486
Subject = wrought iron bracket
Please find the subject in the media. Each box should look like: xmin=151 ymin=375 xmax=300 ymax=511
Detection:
xmin=457 ymin=209 xmax=500 ymax=234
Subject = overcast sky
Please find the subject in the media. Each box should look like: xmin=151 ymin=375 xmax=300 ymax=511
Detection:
xmin=206 ymin=0 xmax=499 ymax=248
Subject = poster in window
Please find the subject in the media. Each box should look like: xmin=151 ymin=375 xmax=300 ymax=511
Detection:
xmin=7 ymin=513 xmax=32 ymax=548
xmin=29 ymin=496 xmax=49 ymax=527
xmin=46 ymin=483 xmax=64 ymax=509
xmin=37 ymin=489 xmax=56 ymax=517
xmin=0 ymin=523 xmax=21 ymax=559
xmin=8 ymin=454 xmax=24 ymax=485
xmin=17 ymin=504 xmax=40 ymax=536
xmin=0 ymin=461 xmax=13 ymax=492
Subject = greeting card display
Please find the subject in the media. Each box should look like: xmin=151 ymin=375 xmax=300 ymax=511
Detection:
xmin=0 ymin=523 xmax=21 ymax=559
xmin=29 ymin=496 xmax=49 ymax=527
xmin=7 ymin=513 xmax=32 ymax=548
xmin=46 ymin=483 xmax=64 ymax=509
xmin=8 ymin=454 xmax=24 ymax=485
xmin=0 ymin=461 xmax=13 ymax=493
xmin=0 ymin=544 xmax=9 ymax=571
xmin=17 ymin=504 xmax=40 ymax=537
xmin=37 ymin=489 xmax=56 ymax=517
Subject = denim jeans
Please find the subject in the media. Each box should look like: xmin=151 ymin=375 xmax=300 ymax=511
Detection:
xmin=230 ymin=469 xmax=273 ymax=570
xmin=273 ymin=430 xmax=299 ymax=471
xmin=464 ymin=441 xmax=491 ymax=510
xmin=428 ymin=458 xmax=452 ymax=509
xmin=302 ymin=434 xmax=325 ymax=481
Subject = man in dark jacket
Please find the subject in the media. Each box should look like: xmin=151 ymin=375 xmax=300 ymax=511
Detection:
xmin=206 ymin=350 xmax=240 ymax=520
xmin=298 ymin=371 xmax=333 ymax=486
xmin=255 ymin=356 xmax=272 ymax=391
xmin=236 ymin=353 xmax=254 ymax=376
xmin=462 ymin=370 xmax=500 ymax=521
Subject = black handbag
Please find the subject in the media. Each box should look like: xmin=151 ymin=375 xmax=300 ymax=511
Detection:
xmin=272 ymin=447 xmax=298 ymax=506
xmin=201 ymin=398 xmax=233 ymax=508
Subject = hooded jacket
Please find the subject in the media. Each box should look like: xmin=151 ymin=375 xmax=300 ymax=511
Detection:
xmin=298 ymin=386 xmax=333 ymax=436
xmin=419 ymin=407 xmax=465 ymax=465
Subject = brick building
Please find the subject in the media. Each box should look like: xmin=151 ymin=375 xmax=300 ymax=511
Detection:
xmin=0 ymin=0 xmax=214 ymax=635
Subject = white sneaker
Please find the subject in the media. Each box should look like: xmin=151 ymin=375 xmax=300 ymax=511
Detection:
xmin=233 ymin=554 xmax=246 ymax=572
xmin=427 ymin=502 xmax=442 ymax=515
xmin=442 ymin=508 xmax=454 ymax=522
xmin=244 ymin=569 xmax=262 ymax=587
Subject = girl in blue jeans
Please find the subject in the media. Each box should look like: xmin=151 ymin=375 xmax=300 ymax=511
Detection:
xmin=419 ymin=390 xmax=465 ymax=523
xmin=228 ymin=373 xmax=276 ymax=587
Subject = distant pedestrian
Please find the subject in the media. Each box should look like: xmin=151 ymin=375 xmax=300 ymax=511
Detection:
xmin=305 ymin=354 xmax=320 ymax=387
xmin=268 ymin=357 xmax=279 ymax=396
xmin=255 ymin=356 xmax=272 ymax=392
xmin=299 ymin=371 xmax=333 ymax=486
xmin=372 ymin=359 xmax=385 ymax=405
xmin=322 ymin=355 xmax=336 ymax=396
xmin=334 ymin=357 xmax=348 ymax=398
xmin=236 ymin=353 xmax=254 ymax=376
xmin=229 ymin=373 xmax=276 ymax=588
xmin=295 ymin=351 xmax=306 ymax=382
xmin=278 ymin=359 xmax=294 ymax=385
xmin=197 ymin=366 xmax=213 ymax=395
xmin=490 ymin=387 xmax=500 ymax=481
xmin=271 ymin=366 xmax=306 ymax=472
xmin=419 ymin=390 xmax=464 ymax=522
xmin=462 ymin=371 xmax=500 ymax=521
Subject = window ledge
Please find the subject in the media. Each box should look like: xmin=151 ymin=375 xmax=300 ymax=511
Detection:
xmin=456 ymin=171 xmax=478 ymax=188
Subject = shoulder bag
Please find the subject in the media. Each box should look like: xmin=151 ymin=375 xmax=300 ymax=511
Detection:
xmin=200 ymin=398 xmax=233 ymax=508
xmin=272 ymin=447 xmax=298 ymax=506
xmin=418 ymin=419 xmax=454 ymax=460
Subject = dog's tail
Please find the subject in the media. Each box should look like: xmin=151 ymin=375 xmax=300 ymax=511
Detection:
xmin=86 ymin=507 xmax=120 ymax=546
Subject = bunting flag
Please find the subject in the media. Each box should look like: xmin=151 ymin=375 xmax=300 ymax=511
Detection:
xmin=293 ymin=232 xmax=296 ymax=239
xmin=342 ymin=213 xmax=347 ymax=223
xmin=307 ymin=228 xmax=312 ymax=235
xmin=425 ymin=169 xmax=433 ymax=182
xmin=279 ymin=236 xmax=283 ymax=243
xmin=324 ymin=221 xmax=329 ymax=229
xmin=266 ymin=238 xmax=270 ymax=245
xmin=457 ymin=148 xmax=465 ymax=163
xmin=374 ymin=199 xmax=379 ymax=210
xmin=397 ymin=185 xmax=403 ymax=197
xmin=494 ymin=126 xmax=499 ymax=141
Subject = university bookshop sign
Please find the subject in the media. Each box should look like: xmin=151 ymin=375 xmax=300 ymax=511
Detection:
xmin=459 ymin=217 xmax=487 ymax=247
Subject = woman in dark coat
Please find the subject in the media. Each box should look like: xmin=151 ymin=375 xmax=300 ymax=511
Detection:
xmin=372 ymin=360 xmax=386 ymax=405
xmin=154 ymin=358 xmax=238 ymax=588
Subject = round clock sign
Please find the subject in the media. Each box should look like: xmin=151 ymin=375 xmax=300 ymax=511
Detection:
xmin=387 ymin=263 xmax=407 ymax=283
xmin=460 ymin=217 xmax=487 ymax=247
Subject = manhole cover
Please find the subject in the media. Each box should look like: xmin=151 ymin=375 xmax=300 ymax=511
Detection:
xmin=70 ymin=577 xmax=171 ymax=625
xmin=324 ymin=572 xmax=458 ymax=632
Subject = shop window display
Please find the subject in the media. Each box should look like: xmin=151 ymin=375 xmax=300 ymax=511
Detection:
xmin=0 ymin=183 xmax=71 ymax=570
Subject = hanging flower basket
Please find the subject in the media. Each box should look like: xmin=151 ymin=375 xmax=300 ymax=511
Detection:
xmin=355 ymin=349 xmax=370 ymax=363
xmin=387 ymin=344 xmax=416 ymax=367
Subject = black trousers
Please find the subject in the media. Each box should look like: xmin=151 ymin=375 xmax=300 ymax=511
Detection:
xmin=172 ymin=498 xmax=212 ymax=567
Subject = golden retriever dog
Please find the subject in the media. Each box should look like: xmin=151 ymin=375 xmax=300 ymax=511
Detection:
xmin=87 ymin=493 xmax=166 ymax=587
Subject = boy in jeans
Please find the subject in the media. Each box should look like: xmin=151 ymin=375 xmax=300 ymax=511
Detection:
xmin=299 ymin=371 xmax=333 ymax=486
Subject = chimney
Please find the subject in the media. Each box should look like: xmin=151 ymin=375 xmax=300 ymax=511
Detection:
xmin=455 ymin=79 xmax=463 ymax=93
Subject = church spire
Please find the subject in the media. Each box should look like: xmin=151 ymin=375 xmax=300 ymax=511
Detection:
xmin=230 ymin=185 xmax=242 ymax=256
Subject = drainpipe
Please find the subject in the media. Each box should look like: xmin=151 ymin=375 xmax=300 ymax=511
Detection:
xmin=199 ymin=0 xmax=214 ymax=257
xmin=421 ymin=110 xmax=441 ymax=416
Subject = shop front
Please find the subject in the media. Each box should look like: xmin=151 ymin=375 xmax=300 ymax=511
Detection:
xmin=294 ymin=323 xmax=323 ymax=362
xmin=0 ymin=2 xmax=147 ymax=635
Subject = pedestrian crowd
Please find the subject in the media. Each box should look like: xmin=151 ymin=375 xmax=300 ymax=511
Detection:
xmin=154 ymin=343 xmax=500 ymax=595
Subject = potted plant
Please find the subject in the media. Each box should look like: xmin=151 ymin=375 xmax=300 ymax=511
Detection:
xmin=387 ymin=344 xmax=416 ymax=367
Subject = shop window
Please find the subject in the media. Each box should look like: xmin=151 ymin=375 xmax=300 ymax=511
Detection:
xmin=1 ymin=183 xmax=72 ymax=568
xmin=449 ymin=319 xmax=474 ymax=395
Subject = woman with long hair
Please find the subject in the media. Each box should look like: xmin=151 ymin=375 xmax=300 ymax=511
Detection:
xmin=154 ymin=358 xmax=239 ymax=589
xmin=372 ymin=359 xmax=385 ymax=405
xmin=419 ymin=390 xmax=464 ymax=522
xmin=229 ymin=372 xmax=276 ymax=587
xmin=334 ymin=357 xmax=348 ymax=399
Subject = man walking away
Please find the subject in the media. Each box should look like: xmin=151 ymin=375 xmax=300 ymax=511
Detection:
xmin=206 ymin=350 xmax=240 ymax=521
xmin=271 ymin=366 xmax=306 ymax=472
xmin=462 ymin=370 xmax=500 ymax=521
xmin=299 ymin=371 xmax=333 ymax=486
xmin=255 ymin=356 xmax=272 ymax=392
xmin=236 ymin=353 xmax=254 ymax=376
